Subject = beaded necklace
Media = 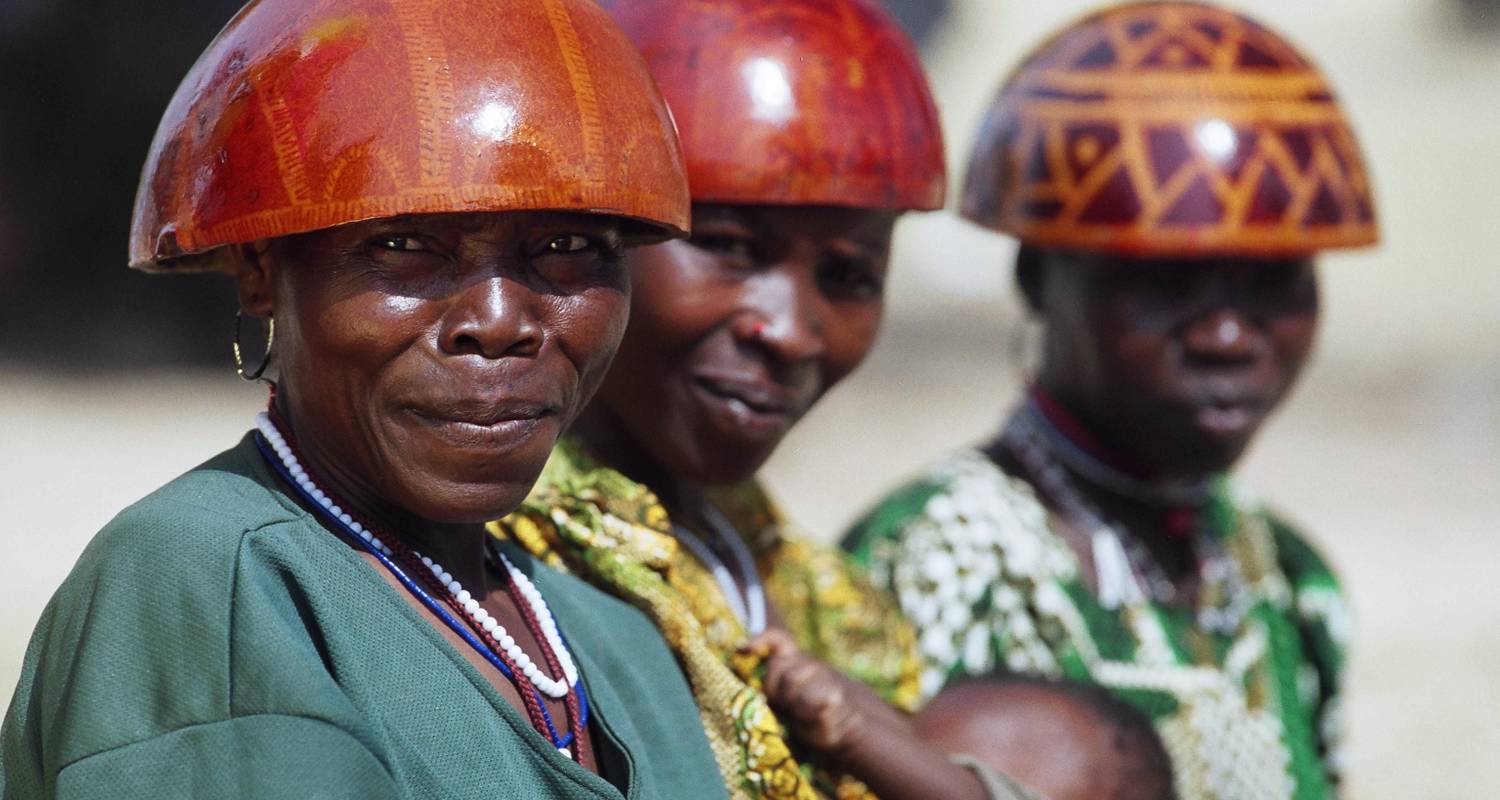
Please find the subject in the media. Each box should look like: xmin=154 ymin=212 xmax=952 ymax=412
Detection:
xmin=1001 ymin=397 xmax=1251 ymax=634
xmin=1027 ymin=386 xmax=1214 ymax=508
xmin=253 ymin=410 xmax=590 ymax=757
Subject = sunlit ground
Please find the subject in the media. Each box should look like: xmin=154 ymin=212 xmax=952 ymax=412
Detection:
xmin=3 ymin=317 xmax=1496 ymax=799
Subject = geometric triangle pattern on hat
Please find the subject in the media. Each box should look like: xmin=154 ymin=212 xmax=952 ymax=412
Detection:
xmin=963 ymin=1 xmax=1378 ymax=257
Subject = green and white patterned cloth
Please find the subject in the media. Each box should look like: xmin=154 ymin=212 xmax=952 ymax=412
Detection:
xmin=843 ymin=450 xmax=1349 ymax=800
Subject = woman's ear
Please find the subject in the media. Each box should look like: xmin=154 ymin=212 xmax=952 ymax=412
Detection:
xmin=1014 ymin=244 xmax=1048 ymax=315
xmin=230 ymin=241 xmax=276 ymax=317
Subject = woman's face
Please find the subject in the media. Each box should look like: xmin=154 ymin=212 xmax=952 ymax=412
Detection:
xmin=1029 ymin=249 xmax=1320 ymax=477
xmin=238 ymin=211 xmax=631 ymax=524
xmin=593 ymin=203 xmax=897 ymax=485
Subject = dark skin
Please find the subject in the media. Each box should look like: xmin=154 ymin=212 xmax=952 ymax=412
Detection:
xmin=232 ymin=210 xmax=633 ymax=773
xmin=914 ymin=680 xmax=1176 ymax=800
xmin=574 ymin=204 xmax=893 ymax=501
xmin=573 ymin=203 xmax=989 ymax=799
xmin=750 ymin=629 xmax=995 ymax=799
xmin=997 ymin=243 xmax=1320 ymax=599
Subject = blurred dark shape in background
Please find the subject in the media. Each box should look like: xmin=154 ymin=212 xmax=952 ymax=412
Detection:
xmin=0 ymin=0 xmax=952 ymax=373
xmin=0 ymin=0 xmax=247 ymax=370
xmin=878 ymin=0 xmax=952 ymax=49
xmin=1455 ymin=0 xmax=1500 ymax=31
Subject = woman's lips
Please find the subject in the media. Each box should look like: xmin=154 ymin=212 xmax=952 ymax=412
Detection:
xmin=1186 ymin=395 xmax=1267 ymax=438
xmin=1194 ymin=404 xmax=1256 ymax=436
xmin=690 ymin=375 xmax=801 ymax=441
xmin=405 ymin=402 xmax=558 ymax=450
xmin=693 ymin=374 xmax=797 ymax=414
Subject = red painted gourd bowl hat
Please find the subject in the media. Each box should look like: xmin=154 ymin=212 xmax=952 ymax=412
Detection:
xmin=963 ymin=1 xmax=1379 ymax=258
xmin=130 ymin=0 xmax=690 ymax=273
xmin=604 ymin=0 xmax=947 ymax=212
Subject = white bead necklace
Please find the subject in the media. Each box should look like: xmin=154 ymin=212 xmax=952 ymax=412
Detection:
xmin=256 ymin=412 xmax=579 ymax=699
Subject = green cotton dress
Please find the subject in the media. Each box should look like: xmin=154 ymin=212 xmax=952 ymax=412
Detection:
xmin=843 ymin=450 xmax=1349 ymax=800
xmin=1 ymin=434 xmax=727 ymax=800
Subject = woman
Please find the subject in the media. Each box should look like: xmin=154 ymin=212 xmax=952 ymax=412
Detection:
xmin=844 ymin=3 xmax=1377 ymax=799
xmin=1 ymin=0 xmax=726 ymax=797
xmin=495 ymin=2 xmax=1030 ymax=799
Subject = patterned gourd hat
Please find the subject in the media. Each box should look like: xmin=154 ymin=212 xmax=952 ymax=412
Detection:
xmin=130 ymin=0 xmax=690 ymax=272
xmin=603 ymin=0 xmax=947 ymax=212
xmin=962 ymin=1 xmax=1378 ymax=257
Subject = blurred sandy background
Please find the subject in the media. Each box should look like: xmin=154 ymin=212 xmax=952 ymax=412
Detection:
xmin=2 ymin=1 xmax=1497 ymax=797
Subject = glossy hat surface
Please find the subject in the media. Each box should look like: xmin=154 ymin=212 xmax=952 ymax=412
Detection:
xmin=131 ymin=0 xmax=689 ymax=272
xmin=606 ymin=0 xmax=946 ymax=212
xmin=963 ymin=1 xmax=1378 ymax=257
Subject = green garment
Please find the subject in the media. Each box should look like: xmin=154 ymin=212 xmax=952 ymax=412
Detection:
xmin=843 ymin=450 xmax=1349 ymax=800
xmin=2 ymin=434 xmax=727 ymax=800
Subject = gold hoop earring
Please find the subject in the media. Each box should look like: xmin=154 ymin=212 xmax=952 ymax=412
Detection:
xmin=233 ymin=311 xmax=275 ymax=383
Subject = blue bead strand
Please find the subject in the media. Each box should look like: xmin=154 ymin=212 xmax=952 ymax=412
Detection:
xmin=253 ymin=430 xmax=589 ymax=749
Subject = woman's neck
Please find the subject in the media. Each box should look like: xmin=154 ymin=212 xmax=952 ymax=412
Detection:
xmin=998 ymin=385 xmax=1206 ymax=580
xmin=272 ymin=392 xmax=491 ymax=588
xmin=1029 ymin=383 xmax=1155 ymax=478
xmin=569 ymin=404 xmax=711 ymax=525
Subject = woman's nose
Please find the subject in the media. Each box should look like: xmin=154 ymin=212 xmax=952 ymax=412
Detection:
xmin=1183 ymin=307 xmax=1260 ymax=363
xmin=440 ymin=275 xmax=544 ymax=359
xmin=741 ymin=269 xmax=825 ymax=364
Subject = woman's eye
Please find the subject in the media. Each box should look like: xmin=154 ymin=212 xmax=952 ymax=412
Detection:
xmin=820 ymin=257 xmax=883 ymax=297
xmin=371 ymin=235 xmax=428 ymax=252
xmin=690 ymin=234 xmax=756 ymax=262
xmin=546 ymin=234 xmax=593 ymax=254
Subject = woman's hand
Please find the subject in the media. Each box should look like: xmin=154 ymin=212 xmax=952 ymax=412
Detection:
xmin=743 ymin=628 xmax=996 ymax=800
xmin=745 ymin=628 xmax=905 ymax=755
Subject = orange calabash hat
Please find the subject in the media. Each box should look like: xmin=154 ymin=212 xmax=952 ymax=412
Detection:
xmin=130 ymin=0 xmax=690 ymax=272
xmin=605 ymin=0 xmax=946 ymax=212
xmin=963 ymin=1 xmax=1379 ymax=258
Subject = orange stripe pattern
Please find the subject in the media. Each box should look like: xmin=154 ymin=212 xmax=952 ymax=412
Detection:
xmin=130 ymin=0 xmax=689 ymax=272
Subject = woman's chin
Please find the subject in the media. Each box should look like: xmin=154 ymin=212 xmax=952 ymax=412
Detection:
xmin=388 ymin=455 xmax=554 ymax=524
xmin=677 ymin=439 xmax=778 ymax=488
xmin=402 ymin=482 xmax=539 ymax=525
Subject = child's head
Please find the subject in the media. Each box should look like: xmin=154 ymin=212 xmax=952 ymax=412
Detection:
xmin=914 ymin=674 xmax=1175 ymax=800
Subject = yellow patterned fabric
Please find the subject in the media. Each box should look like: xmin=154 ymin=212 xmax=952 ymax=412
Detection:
xmin=491 ymin=437 xmax=921 ymax=799
xmin=707 ymin=482 xmax=922 ymax=714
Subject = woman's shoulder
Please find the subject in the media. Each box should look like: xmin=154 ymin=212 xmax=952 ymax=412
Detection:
xmin=100 ymin=434 xmax=302 ymax=545
xmin=842 ymin=451 xmax=1079 ymax=695
xmin=38 ymin=434 xmax=323 ymax=648
xmin=842 ymin=449 xmax=1055 ymax=561
xmin=1219 ymin=484 xmax=1341 ymax=590
xmin=29 ymin=434 xmax=336 ymax=678
xmin=71 ymin=435 xmax=315 ymax=603
xmin=6 ymin=435 xmax=336 ymax=782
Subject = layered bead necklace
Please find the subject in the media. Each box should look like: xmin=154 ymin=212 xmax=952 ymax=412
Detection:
xmin=253 ymin=410 xmax=589 ymax=758
xmin=1000 ymin=394 xmax=1251 ymax=635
